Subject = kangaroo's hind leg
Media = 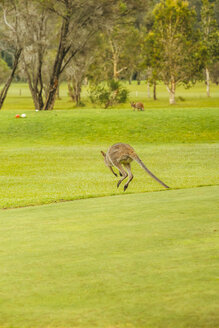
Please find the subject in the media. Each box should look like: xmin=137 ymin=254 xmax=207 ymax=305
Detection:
xmin=113 ymin=163 xmax=128 ymax=188
xmin=123 ymin=163 xmax=133 ymax=191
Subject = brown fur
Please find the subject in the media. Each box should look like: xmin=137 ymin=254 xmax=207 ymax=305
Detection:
xmin=101 ymin=143 xmax=169 ymax=191
xmin=131 ymin=102 xmax=144 ymax=111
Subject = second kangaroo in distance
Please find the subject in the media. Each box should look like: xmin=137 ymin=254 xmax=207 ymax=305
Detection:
xmin=131 ymin=102 xmax=144 ymax=111
xmin=101 ymin=143 xmax=170 ymax=191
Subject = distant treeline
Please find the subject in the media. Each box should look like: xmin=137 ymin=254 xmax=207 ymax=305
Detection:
xmin=0 ymin=0 xmax=218 ymax=108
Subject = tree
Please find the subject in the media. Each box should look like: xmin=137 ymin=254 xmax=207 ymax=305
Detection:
xmin=0 ymin=1 xmax=23 ymax=109
xmin=121 ymin=26 xmax=144 ymax=84
xmin=143 ymin=35 xmax=161 ymax=100
xmin=1 ymin=0 xmax=149 ymax=109
xmin=200 ymin=0 xmax=219 ymax=96
xmin=0 ymin=0 xmax=56 ymax=110
xmin=87 ymin=2 xmax=149 ymax=85
xmin=64 ymin=35 xmax=100 ymax=106
xmin=147 ymin=0 xmax=206 ymax=104
xmin=89 ymin=79 xmax=129 ymax=108
xmin=104 ymin=25 xmax=143 ymax=81
xmin=41 ymin=0 xmax=144 ymax=110
xmin=19 ymin=1 xmax=53 ymax=110
xmin=66 ymin=53 xmax=93 ymax=106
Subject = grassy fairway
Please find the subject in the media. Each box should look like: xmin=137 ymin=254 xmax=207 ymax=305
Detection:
xmin=0 ymin=186 xmax=218 ymax=328
xmin=0 ymin=107 xmax=218 ymax=208
xmin=2 ymin=81 xmax=219 ymax=110
xmin=0 ymin=82 xmax=218 ymax=327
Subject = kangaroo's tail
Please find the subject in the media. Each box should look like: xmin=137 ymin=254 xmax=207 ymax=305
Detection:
xmin=133 ymin=155 xmax=170 ymax=189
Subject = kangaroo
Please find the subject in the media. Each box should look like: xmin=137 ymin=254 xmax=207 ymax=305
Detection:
xmin=101 ymin=143 xmax=169 ymax=191
xmin=131 ymin=102 xmax=144 ymax=111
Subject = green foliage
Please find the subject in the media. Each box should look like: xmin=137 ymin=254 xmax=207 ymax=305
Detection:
xmin=87 ymin=25 xmax=143 ymax=83
xmin=210 ymin=61 xmax=219 ymax=84
xmin=144 ymin=0 xmax=207 ymax=103
xmin=89 ymin=80 xmax=129 ymax=108
xmin=0 ymin=50 xmax=13 ymax=68
xmin=117 ymin=86 xmax=129 ymax=103
xmin=119 ymin=1 xmax=128 ymax=13
xmin=200 ymin=0 xmax=219 ymax=64
xmin=0 ymin=58 xmax=11 ymax=84
xmin=215 ymin=0 xmax=219 ymax=25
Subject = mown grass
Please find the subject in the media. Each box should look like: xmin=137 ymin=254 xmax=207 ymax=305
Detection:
xmin=0 ymin=107 xmax=219 ymax=146
xmin=0 ymin=142 xmax=218 ymax=208
xmin=1 ymin=81 xmax=219 ymax=110
xmin=0 ymin=186 xmax=218 ymax=328
xmin=0 ymin=82 xmax=218 ymax=328
xmin=0 ymin=107 xmax=218 ymax=208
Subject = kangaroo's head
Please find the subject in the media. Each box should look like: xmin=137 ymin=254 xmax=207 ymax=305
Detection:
xmin=101 ymin=150 xmax=111 ymax=167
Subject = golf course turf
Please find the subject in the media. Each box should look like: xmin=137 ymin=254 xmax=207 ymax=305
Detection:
xmin=0 ymin=82 xmax=218 ymax=327
xmin=0 ymin=186 xmax=218 ymax=328
xmin=0 ymin=105 xmax=218 ymax=208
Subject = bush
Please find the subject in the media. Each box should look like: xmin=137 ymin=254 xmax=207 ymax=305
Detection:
xmin=89 ymin=80 xmax=129 ymax=108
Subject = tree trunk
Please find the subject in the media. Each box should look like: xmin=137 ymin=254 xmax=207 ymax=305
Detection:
xmin=206 ymin=67 xmax=210 ymax=97
xmin=68 ymin=80 xmax=82 ymax=105
xmin=56 ymin=84 xmax=61 ymax=100
xmin=128 ymin=70 xmax=133 ymax=84
xmin=111 ymin=45 xmax=127 ymax=80
xmin=68 ymin=81 xmax=74 ymax=101
xmin=43 ymin=18 xmax=70 ymax=110
xmin=113 ymin=54 xmax=119 ymax=80
xmin=75 ymin=90 xmax=81 ymax=105
xmin=28 ymin=83 xmax=44 ymax=110
xmin=167 ymin=79 xmax=176 ymax=104
xmin=74 ymin=83 xmax=81 ymax=105
xmin=147 ymin=80 xmax=150 ymax=98
xmin=25 ymin=66 xmax=44 ymax=110
xmin=169 ymin=90 xmax=175 ymax=104
xmin=153 ymin=81 xmax=157 ymax=100
xmin=129 ymin=75 xmax=132 ymax=84
xmin=0 ymin=48 xmax=22 ymax=109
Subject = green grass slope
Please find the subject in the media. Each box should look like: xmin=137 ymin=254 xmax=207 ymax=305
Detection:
xmin=0 ymin=108 xmax=218 ymax=208
xmin=0 ymin=82 xmax=218 ymax=328
xmin=0 ymin=186 xmax=218 ymax=328
xmin=0 ymin=108 xmax=219 ymax=208
xmin=0 ymin=108 xmax=218 ymax=146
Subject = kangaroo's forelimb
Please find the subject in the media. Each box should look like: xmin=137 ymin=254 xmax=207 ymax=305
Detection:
xmin=109 ymin=166 xmax=123 ymax=177
xmin=109 ymin=166 xmax=118 ymax=177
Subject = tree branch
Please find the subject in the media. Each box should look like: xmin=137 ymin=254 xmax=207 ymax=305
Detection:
xmin=117 ymin=66 xmax=128 ymax=74
xmin=3 ymin=9 xmax=16 ymax=33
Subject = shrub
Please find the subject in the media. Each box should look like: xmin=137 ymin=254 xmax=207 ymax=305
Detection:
xmin=89 ymin=80 xmax=128 ymax=108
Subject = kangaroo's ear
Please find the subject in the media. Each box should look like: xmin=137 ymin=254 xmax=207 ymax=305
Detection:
xmin=101 ymin=151 xmax=106 ymax=157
